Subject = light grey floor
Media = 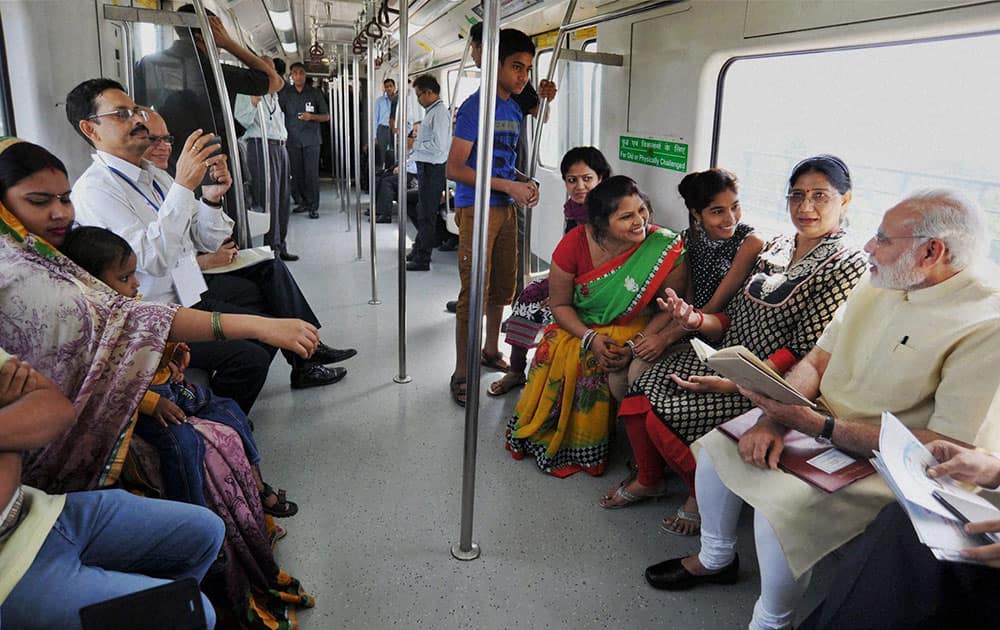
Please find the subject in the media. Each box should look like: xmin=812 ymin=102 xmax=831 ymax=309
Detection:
xmin=249 ymin=182 xmax=836 ymax=629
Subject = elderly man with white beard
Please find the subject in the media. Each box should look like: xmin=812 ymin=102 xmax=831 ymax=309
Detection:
xmin=645 ymin=189 xmax=1000 ymax=630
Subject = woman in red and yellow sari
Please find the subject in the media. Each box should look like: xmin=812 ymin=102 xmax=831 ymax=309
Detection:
xmin=506 ymin=176 xmax=687 ymax=477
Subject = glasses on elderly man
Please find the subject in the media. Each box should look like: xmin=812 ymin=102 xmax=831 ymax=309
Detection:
xmin=148 ymin=134 xmax=174 ymax=145
xmin=872 ymin=230 xmax=932 ymax=246
xmin=786 ymin=190 xmax=838 ymax=209
xmin=86 ymin=107 xmax=149 ymax=122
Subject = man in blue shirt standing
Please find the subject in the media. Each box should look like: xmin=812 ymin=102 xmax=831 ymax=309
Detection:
xmin=373 ymin=78 xmax=397 ymax=171
xmin=406 ymin=75 xmax=451 ymax=271
xmin=446 ymin=28 xmax=540 ymax=406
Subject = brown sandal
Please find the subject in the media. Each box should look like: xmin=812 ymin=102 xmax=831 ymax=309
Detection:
xmin=487 ymin=372 xmax=527 ymax=397
xmin=481 ymin=350 xmax=510 ymax=371
xmin=450 ymin=374 xmax=467 ymax=407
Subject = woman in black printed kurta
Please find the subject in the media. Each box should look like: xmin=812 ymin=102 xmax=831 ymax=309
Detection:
xmin=602 ymin=156 xmax=867 ymax=538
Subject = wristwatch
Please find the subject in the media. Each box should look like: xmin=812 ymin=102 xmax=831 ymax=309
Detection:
xmin=816 ymin=414 xmax=836 ymax=445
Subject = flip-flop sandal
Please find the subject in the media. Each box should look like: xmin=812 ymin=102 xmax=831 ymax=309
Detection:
xmin=269 ymin=523 xmax=287 ymax=548
xmin=481 ymin=350 xmax=510 ymax=371
xmin=450 ymin=375 xmax=467 ymax=407
xmin=661 ymin=507 xmax=702 ymax=536
xmin=599 ymin=483 xmax=667 ymax=509
xmin=261 ymin=483 xmax=299 ymax=518
xmin=487 ymin=373 xmax=527 ymax=397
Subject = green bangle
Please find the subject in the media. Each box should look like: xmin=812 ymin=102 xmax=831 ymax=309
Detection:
xmin=211 ymin=311 xmax=226 ymax=341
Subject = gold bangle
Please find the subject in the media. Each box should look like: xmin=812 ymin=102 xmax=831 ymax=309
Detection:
xmin=211 ymin=311 xmax=226 ymax=341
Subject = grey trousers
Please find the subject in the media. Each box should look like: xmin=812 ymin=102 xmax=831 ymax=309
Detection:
xmin=246 ymin=138 xmax=291 ymax=254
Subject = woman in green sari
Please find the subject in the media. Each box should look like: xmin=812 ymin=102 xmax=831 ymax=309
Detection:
xmin=506 ymin=176 xmax=687 ymax=477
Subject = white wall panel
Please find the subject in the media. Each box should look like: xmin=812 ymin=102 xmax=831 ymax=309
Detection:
xmin=1 ymin=0 xmax=103 ymax=179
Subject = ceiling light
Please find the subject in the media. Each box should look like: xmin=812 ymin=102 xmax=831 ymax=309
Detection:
xmin=282 ymin=41 xmax=298 ymax=53
xmin=269 ymin=10 xmax=293 ymax=32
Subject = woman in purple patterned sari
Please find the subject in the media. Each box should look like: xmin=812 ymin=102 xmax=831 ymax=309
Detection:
xmin=0 ymin=138 xmax=315 ymax=628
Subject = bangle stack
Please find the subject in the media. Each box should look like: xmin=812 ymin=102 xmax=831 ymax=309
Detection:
xmin=581 ymin=328 xmax=598 ymax=351
xmin=681 ymin=309 xmax=705 ymax=332
xmin=211 ymin=311 xmax=226 ymax=341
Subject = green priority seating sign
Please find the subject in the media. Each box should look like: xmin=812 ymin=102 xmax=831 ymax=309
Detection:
xmin=619 ymin=135 xmax=688 ymax=172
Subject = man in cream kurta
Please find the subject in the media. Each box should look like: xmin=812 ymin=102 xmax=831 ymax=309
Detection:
xmin=647 ymin=189 xmax=1000 ymax=630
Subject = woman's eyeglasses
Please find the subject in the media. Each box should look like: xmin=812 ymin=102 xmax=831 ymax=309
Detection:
xmin=86 ymin=107 xmax=149 ymax=122
xmin=786 ymin=190 xmax=836 ymax=209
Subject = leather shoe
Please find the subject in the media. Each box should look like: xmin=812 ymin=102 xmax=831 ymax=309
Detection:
xmin=308 ymin=210 xmax=320 ymax=219
xmin=645 ymin=555 xmax=739 ymax=590
xmin=446 ymin=300 xmax=457 ymax=313
xmin=438 ymin=238 xmax=458 ymax=252
xmin=406 ymin=260 xmax=430 ymax=271
xmin=290 ymin=364 xmax=346 ymax=389
xmin=279 ymin=251 xmax=300 ymax=262
xmin=375 ymin=215 xmax=391 ymax=224
xmin=292 ymin=205 xmax=307 ymax=214
xmin=311 ymin=344 xmax=357 ymax=364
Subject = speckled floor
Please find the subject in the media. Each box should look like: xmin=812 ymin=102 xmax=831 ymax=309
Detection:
xmin=248 ymin=182 xmax=836 ymax=629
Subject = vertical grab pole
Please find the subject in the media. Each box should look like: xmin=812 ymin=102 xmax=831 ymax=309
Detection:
xmin=190 ymin=0 xmax=250 ymax=247
xmin=522 ymin=0 xmax=577 ymax=282
xmin=367 ymin=0 xmax=381 ymax=305
xmin=451 ymin=0 xmax=499 ymax=562
xmin=444 ymin=36 xmax=472 ymax=219
xmin=331 ymin=76 xmax=349 ymax=230
xmin=393 ymin=0 xmax=410 ymax=384
xmin=341 ymin=51 xmax=351 ymax=224
xmin=342 ymin=47 xmax=356 ymax=244
xmin=353 ymin=50 xmax=364 ymax=260
xmin=255 ymin=104 xmax=272 ymax=235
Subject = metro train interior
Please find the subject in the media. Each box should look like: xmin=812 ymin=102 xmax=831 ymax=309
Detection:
xmin=1 ymin=0 xmax=999 ymax=628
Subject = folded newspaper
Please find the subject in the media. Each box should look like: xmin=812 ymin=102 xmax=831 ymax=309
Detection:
xmin=872 ymin=411 xmax=1000 ymax=563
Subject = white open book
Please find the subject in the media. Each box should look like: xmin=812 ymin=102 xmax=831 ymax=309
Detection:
xmin=690 ymin=337 xmax=815 ymax=407
xmin=201 ymin=246 xmax=275 ymax=275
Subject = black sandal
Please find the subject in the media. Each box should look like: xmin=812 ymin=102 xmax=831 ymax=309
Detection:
xmin=261 ymin=482 xmax=298 ymax=518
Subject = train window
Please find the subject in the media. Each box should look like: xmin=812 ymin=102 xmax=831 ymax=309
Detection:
xmin=536 ymin=49 xmax=563 ymax=168
xmin=715 ymin=34 xmax=1000 ymax=261
xmin=446 ymin=67 xmax=480 ymax=110
xmin=537 ymin=41 xmax=604 ymax=168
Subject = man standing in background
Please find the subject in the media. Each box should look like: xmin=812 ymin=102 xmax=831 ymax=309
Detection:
xmin=406 ymin=75 xmax=450 ymax=271
xmin=373 ymin=78 xmax=397 ymax=171
xmin=235 ymin=58 xmax=298 ymax=260
xmin=280 ymin=62 xmax=329 ymax=220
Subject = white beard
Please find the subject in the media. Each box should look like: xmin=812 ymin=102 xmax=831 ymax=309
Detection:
xmin=869 ymin=247 xmax=926 ymax=290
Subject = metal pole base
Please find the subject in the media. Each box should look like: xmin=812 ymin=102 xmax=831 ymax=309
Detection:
xmin=368 ymin=299 xmax=382 ymax=305
xmin=450 ymin=542 xmax=481 ymax=561
xmin=393 ymin=375 xmax=412 ymax=384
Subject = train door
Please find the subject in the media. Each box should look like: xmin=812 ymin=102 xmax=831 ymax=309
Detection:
xmin=529 ymin=31 xmax=619 ymax=278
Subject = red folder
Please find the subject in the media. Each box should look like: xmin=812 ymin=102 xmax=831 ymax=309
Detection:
xmin=716 ymin=412 xmax=875 ymax=493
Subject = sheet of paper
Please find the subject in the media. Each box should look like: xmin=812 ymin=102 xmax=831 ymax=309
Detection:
xmin=171 ymin=253 xmax=208 ymax=307
xmin=878 ymin=411 xmax=969 ymax=518
xmin=806 ymin=448 xmax=856 ymax=474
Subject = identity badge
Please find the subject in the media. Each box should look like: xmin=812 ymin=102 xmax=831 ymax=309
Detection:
xmin=305 ymin=102 xmax=315 ymax=113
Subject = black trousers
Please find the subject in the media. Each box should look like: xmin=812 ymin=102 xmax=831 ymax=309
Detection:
xmin=246 ymin=138 xmax=291 ymax=254
xmin=800 ymin=502 xmax=1000 ymax=629
xmin=194 ymin=256 xmax=321 ymax=374
xmin=287 ymin=144 xmax=321 ymax=212
xmin=413 ymin=162 xmax=447 ymax=261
